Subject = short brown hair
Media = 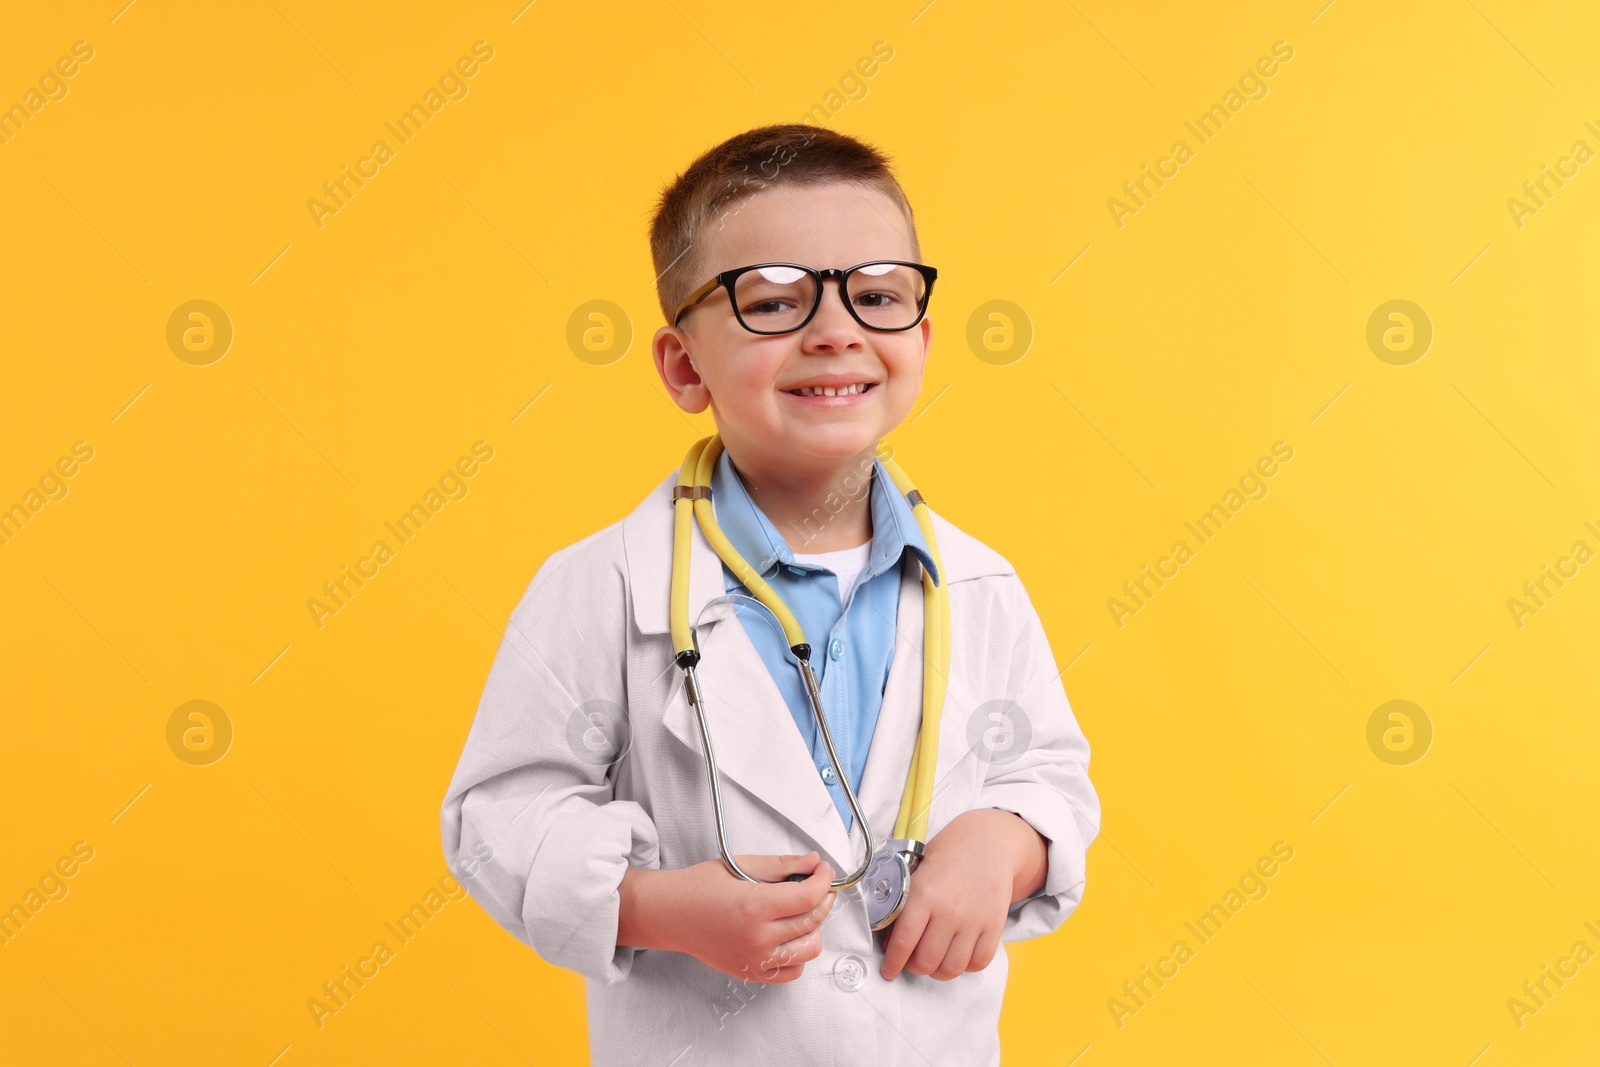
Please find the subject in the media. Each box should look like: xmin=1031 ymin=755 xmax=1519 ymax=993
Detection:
xmin=648 ymin=123 xmax=921 ymax=325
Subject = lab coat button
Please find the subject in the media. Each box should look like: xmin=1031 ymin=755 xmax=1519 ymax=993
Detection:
xmin=828 ymin=638 xmax=843 ymax=661
xmin=820 ymin=764 xmax=836 ymax=784
xmin=833 ymin=954 xmax=866 ymax=992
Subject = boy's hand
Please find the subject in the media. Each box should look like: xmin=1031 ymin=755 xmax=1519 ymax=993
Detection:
xmin=622 ymin=851 xmax=836 ymax=984
xmin=879 ymin=809 xmax=1048 ymax=982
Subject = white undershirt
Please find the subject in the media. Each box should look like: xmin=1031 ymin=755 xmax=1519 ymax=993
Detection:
xmin=792 ymin=541 xmax=873 ymax=602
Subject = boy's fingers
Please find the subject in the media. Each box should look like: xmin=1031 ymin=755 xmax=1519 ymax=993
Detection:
xmin=759 ymin=860 xmax=834 ymax=921
xmin=771 ymin=926 xmax=824 ymax=967
xmin=934 ymin=927 xmax=978 ymax=980
xmin=968 ymin=924 xmax=1001 ymax=972
xmin=880 ymin=904 xmax=930 ymax=981
xmin=905 ymin=916 xmax=957 ymax=979
xmin=771 ymin=877 xmax=836 ymax=940
xmin=751 ymin=961 xmax=806 ymax=985
xmin=747 ymin=928 xmax=819 ymax=982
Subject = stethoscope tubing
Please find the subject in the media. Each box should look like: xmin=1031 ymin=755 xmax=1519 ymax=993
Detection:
xmin=670 ymin=434 xmax=945 ymax=893
xmin=681 ymin=656 xmax=876 ymax=890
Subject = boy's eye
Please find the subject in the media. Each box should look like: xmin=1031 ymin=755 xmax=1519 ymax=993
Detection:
xmin=853 ymin=290 xmax=901 ymax=309
xmin=743 ymin=297 xmax=799 ymax=316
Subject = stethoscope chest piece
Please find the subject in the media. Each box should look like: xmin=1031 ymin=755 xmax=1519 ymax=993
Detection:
xmin=863 ymin=838 xmax=924 ymax=931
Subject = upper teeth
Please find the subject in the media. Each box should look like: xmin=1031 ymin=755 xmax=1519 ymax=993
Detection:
xmin=793 ymin=384 xmax=868 ymax=396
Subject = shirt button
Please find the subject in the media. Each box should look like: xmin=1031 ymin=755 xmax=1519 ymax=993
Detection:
xmin=833 ymin=954 xmax=866 ymax=992
xmin=820 ymin=764 xmax=836 ymax=785
xmin=828 ymin=638 xmax=844 ymax=661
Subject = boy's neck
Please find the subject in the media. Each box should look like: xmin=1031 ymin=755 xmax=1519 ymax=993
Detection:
xmin=726 ymin=447 xmax=877 ymax=554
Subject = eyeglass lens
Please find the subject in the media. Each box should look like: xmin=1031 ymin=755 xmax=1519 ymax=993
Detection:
xmin=732 ymin=263 xmax=927 ymax=333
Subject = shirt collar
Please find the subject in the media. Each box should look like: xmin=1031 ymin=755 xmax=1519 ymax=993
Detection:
xmin=711 ymin=449 xmax=941 ymax=587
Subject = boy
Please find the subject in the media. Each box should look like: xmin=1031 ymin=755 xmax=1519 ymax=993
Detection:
xmin=441 ymin=124 xmax=1099 ymax=1066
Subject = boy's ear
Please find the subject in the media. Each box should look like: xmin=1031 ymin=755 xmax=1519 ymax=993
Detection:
xmin=915 ymin=314 xmax=932 ymax=375
xmin=652 ymin=325 xmax=711 ymax=414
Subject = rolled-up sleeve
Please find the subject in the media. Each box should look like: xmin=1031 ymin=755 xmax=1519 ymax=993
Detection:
xmin=975 ymin=578 xmax=1100 ymax=943
xmin=440 ymin=533 xmax=659 ymax=984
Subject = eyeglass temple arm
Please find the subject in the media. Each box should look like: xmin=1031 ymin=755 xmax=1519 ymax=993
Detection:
xmin=672 ymin=276 xmax=723 ymax=325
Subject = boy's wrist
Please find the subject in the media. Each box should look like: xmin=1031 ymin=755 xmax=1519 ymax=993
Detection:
xmin=617 ymin=865 xmax=679 ymax=953
xmin=1004 ymin=811 xmax=1049 ymax=905
xmin=932 ymin=808 xmax=1049 ymax=904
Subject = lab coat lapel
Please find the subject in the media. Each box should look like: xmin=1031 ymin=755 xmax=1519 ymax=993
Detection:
xmin=657 ymin=504 xmax=856 ymax=868
xmin=851 ymin=559 xmax=926 ymax=853
xmin=853 ymin=554 xmax=983 ymax=853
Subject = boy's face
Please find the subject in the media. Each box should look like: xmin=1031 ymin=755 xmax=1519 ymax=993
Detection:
xmin=652 ymin=181 xmax=931 ymax=476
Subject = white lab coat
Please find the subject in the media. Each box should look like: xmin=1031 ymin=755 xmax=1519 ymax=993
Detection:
xmin=440 ymin=471 xmax=1100 ymax=1066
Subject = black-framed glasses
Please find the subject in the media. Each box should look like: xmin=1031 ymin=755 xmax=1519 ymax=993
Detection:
xmin=672 ymin=260 xmax=938 ymax=335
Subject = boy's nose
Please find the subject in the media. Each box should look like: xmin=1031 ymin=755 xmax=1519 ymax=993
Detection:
xmin=800 ymin=280 xmax=866 ymax=352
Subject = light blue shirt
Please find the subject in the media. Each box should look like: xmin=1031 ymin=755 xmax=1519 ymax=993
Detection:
xmin=710 ymin=450 xmax=941 ymax=832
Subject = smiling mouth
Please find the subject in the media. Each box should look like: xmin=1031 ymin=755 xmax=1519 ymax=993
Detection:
xmin=786 ymin=383 xmax=876 ymax=397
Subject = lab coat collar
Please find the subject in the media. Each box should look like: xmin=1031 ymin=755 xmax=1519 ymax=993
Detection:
xmin=709 ymin=450 xmax=942 ymax=589
xmin=623 ymin=464 xmax=1012 ymax=638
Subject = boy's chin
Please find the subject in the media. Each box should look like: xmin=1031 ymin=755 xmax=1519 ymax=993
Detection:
xmin=733 ymin=431 xmax=877 ymax=473
xmin=787 ymin=423 xmax=882 ymax=456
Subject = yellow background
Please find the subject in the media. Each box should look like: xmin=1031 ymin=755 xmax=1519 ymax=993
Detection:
xmin=3 ymin=1 xmax=1597 ymax=1063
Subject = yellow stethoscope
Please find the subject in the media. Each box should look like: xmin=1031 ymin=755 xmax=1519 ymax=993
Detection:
xmin=669 ymin=435 xmax=950 ymax=930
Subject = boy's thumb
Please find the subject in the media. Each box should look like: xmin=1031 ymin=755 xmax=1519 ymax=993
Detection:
xmin=731 ymin=851 xmax=820 ymax=882
xmin=743 ymin=851 xmax=821 ymax=884
xmin=785 ymin=852 xmax=833 ymax=884
xmin=784 ymin=851 xmax=819 ymax=882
